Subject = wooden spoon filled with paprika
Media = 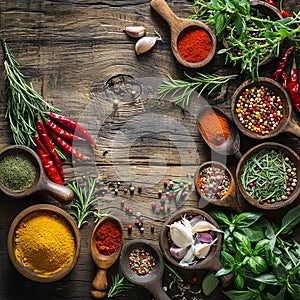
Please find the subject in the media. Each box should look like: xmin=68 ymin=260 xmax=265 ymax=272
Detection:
xmin=150 ymin=0 xmax=217 ymax=68
xmin=90 ymin=216 xmax=124 ymax=299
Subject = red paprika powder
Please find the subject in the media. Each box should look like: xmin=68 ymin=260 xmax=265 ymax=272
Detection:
xmin=94 ymin=221 xmax=121 ymax=255
xmin=177 ymin=27 xmax=212 ymax=63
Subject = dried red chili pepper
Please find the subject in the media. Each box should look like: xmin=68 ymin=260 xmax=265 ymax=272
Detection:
xmin=49 ymin=112 xmax=98 ymax=149
xmin=34 ymin=135 xmax=64 ymax=185
xmin=37 ymin=118 xmax=64 ymax=179
xmin=281 ymin=10 xmax=290 ymax=18
xmin=282 ymin=70 xmax=288 ymax=88
xmin=45 ymin=119 xmax=86 ymax=142
xmin=270 ymin=45 xmax=295 ymax=81
xmin=265 ymin=0 xmax=277 ymax=7
xmin=46 ymin=128 xmax=85 ymax=160
xmin=287 ymin=58 xmax=300 ymax=112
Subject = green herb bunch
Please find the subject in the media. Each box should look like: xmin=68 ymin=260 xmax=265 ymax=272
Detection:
xmin=210 ymin=205 xmax=300 ymax=300
xmin=192 ymin=0 xmax=300 ymax=79
xmin=107 ymin=274 xmax=134 ymax=298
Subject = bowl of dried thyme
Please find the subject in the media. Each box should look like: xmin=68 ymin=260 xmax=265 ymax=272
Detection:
xmin=7 ymin=204 xmax=80 ymax=282
xmin=236 ymin=142 xmax=300 ymax=210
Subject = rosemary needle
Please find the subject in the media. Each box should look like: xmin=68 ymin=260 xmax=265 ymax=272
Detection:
xmin=107 ymin=274 xmax=134 ymax=298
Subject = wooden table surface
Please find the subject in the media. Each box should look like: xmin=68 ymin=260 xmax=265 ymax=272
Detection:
xmin=0 ymin=1 xmax=299 ymax=299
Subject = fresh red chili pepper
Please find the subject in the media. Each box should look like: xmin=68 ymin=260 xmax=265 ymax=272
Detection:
xmin=35 ymin=135 xmax=64 ymax=185
xmin=37 ymin=118 xmax=64 ymax=179
xmin=271 ymin=45 xmax=295 ymax=81
xmin=287 ymin=58 xmax=300 ymax=112
xmin=281 ymin=9 xmax=290 ymax=18
xmin=45 ymin=118 xmax=86 ymax=142
xmin=46 ymin=128 xmax=85 ymax=160
xmin=49 ymin=112 xmax=98 ymax=150
xmin=265 ymin=0 xmax=277 ymax=7
xmin=282 ymin=70 xmax=287 ymax=88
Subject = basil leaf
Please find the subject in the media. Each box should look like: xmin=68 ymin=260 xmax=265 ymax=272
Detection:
xmin=253 ymin=256 xmax=268 ymax=273
xmin=233 ymin=212 xmax=263 ymax=228
xmin=280 ymin=205 xmax=300 ymax=235
xmin=251 ymin=273 xmax=278 ymax=285
xmin=215 ymin=267 xmax=232 ymax=277
xmin=254 ymin=239 xmax=270 ymax=255
xmin=287 ymin=283 xmax=300 ymax=299
xmin=210 ymin=210 xmax=231 ymax=226
xmin=248 ymin=257 xmax=258 ymax=274
xmin=221 ymin=250 xmax=235 ymax=266
xmin=264 ymin=219 xmax=275 ymax=239
xmin=239 ymin=226 xmax=264 ymax=242
xmin=235 ymin=273 xmax=245 ymax=289
xmin=233 ymin=231 xmax=252 ymax=255
xmin=223 ymin=290 xmax=256 ymax=300
xmin=267 ymin=290 xmax=286 ymax=300
xmin=215 ymin=12 xmax=226 ymax=38
xmin=202 ymin=273 xmax=219 ymax=296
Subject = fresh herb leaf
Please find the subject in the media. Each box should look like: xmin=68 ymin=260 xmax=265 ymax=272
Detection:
xmin=202 ymin=273 xmax=219 ymax=296
xmin=107 ymin=274 xmax=134 ymax=298
xmin=278 ymin=205 xmax=300 ymax=235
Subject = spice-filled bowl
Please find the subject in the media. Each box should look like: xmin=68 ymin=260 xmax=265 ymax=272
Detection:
xmin=159 ymin=208 xmax=233 ymax=287
xmin=150 ymin=0 xmax=217 ymax=68
xmin=236 ymin=142 xmax=300 ymax=210
xmin=194 ymin=161 xmax=241 ymax=212
xmin=7 ymin=204 xmax=80 ymax=282
xmin=231 ymin=77 xmax=300 ymax=140
xmin=0 ymin=145 xmax=74 ymax=204
xmin=120 ymin=239 xmax=170 ymax=300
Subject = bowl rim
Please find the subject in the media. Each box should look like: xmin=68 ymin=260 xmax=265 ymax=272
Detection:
xmin=236 ymin=142 xmax=300 ymax=210
xmin=159 ymin=208 xmax=222 ymax=270
xmin=7 ymin=204 xmax=80 ymax=282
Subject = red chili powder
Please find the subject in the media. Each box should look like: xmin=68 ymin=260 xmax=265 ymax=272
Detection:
xmin=177 ymin=27 xmax=212 ymax=63
xmin=94 ymin=221 xmax=121 ymax=255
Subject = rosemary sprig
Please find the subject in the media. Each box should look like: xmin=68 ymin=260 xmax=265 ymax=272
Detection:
xmin=164 ymin=263 xmax=183 ymax=289
xmin=93 ymin=209 xmax=110 ymax=222
xmin=2 ymin=40 xmax=60 ymax=148
xmin=107 ymin=274 xmax=134 ymax=298
xmin=158 ymin=72 xmax=237 ymax=107
xmin=69 ymin=178 xmax=98 ymax=228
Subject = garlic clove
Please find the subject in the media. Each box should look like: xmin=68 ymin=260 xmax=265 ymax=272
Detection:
xmin=123 ymin=26 xmax=146 ymax=38
xmin=195 ymin=232 xmax=213 ymax=243
xmin=169 ymin=245 xmax=188 ymax=259
xmin=193 ymin=238 xmax=218 ymax=259
xmin=135 ymin=36 xmax=157 ymax=55
xmin=192 ymin=220 xmax=223 ymax=233
xmin=179 ymin=246 xmax=196 ymax=266
xmin=189 ymin=215 xmax=205 ymax=227
xmin=169 ymin=219 xmax=193 ymax=248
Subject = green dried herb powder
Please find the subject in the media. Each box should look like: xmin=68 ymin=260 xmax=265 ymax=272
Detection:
xmin=0 ymin=153 xmax=36 ymax=191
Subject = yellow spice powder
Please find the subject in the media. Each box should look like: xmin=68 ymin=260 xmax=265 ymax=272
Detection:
xmin=14 ymin=212 xmax=75 ymax=277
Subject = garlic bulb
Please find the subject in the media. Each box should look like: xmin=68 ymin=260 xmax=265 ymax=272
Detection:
xmin=123 ymin=26 xmax=146 ymax=38
xmin=169 ymin=218 xmax=193 ymax=248
xmin=192 ymin=220 xmax=223 ymax=233
xmin=193 ymin=238 xmax=217 ymax=259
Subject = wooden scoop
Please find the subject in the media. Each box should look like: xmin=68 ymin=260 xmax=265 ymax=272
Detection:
xmin=150 ymin=0 xmax=217 ymax=68
xmin=120 ymin=239 xmax=171 ymax=300
xmin=91 ymin=216 xmax=124 ymax=299
xmin=0 ymin=145 xmax=73 ymax=204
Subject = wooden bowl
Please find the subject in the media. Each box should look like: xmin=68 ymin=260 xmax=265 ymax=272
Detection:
xmin=7 ymin=204 xmax=80 ymax=282
xmin=236 ymin=142 xmax=300 ymax=210
xmin=159 ymin=208 xmax=233 ymax=287
xmin=223 ymin=0 xmax=283 ymax=66
xmin=231 ymin=77 xmax=300 ymax=139
xmin=194 ymin=161 xmax=242 ymax=212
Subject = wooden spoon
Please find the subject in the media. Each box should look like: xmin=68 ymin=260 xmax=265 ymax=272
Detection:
xmin=150 ymin=0 xmax=217 ymax=68
xmin=0 ymin=145 xmax=74 ymax=204
xmin=120 ymin=239 xmax=171 ymax=300
xmin=90 ymin=216 xmax=124 ymax=298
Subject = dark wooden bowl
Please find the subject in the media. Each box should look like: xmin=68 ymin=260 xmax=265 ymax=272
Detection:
xmin=194 ymin=161 xmax=242 ymax=212
xmin=236 ymin=142 xmax=300 ymax=210
xmin=223 ymin=0 xmax=283 ymax=66
xmin=7 ymin=204 xmax=80 ymax=282
xmin=159 ymin=208 xmax=233 ymax=287
xmin=231 ymin=77 xmax=300 ymax=139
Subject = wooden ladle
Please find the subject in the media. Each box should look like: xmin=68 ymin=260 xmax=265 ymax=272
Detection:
xmin=91 ymin=216 xmax=124 ymax=299
xmin=120 ymin=239 xmax=171 ymax=300
xmin=0 ymin=145 xmax=73 ymax=204
xmin=150 ymin=0 xmax=217 ymax=68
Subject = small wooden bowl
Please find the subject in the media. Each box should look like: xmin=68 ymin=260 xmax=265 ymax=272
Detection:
xmin=7 ymin=204 xmax=80 ymax=282
xmin=223 ymin=0 xmax=283 ymax=66
xmin=194 ymin=161 xmax=242 ymax=212
xmin=236 ymin=142 xmax=300 ymax=210
xmin=159 ymin=208 xmax=233 ymax=287
xmin=231 ymin=77 xmax=300 ymax=139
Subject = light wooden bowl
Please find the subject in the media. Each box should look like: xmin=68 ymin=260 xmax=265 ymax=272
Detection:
xmin=7 ymin=204 xmax=80 ymax=282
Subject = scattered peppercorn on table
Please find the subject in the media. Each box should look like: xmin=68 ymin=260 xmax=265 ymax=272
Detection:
xmin=0 ymin=1 xmax=300 ymax=300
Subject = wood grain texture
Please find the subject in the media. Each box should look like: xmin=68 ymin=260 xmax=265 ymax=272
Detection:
xmin=0 ymin=0 xmax=299 ymax=299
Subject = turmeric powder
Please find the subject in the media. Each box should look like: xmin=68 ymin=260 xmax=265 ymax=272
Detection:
xmin=14 ymin=212 xmax=76 ymax=277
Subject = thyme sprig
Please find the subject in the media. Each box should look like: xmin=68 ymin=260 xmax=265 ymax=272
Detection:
xmin=69 ymin=178 xmax=98 ymax=228
xmin=2 ymin=40 xmax=60 ymax=147
xmin=107 ymin=274 xmax=134 ymax=298
xmin=158 ymin=72 xmax=237 ymax=107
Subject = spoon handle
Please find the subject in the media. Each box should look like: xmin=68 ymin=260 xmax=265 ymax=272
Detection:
xmin=92 ymin=268 xmax=108 ymax=291
xmin=150 ymin=286 xmax=171 ymax=300
xmin=41 ymin=180 xmax=74 ymax=204
xmin=150 ymin=0 xmax=179 ymax=27
xmin=284 ymin=117 xmax=300 ymax=138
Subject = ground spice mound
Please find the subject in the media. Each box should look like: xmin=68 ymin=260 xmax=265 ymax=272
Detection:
xmin=14 ymin=212 xmax=75 ymax=277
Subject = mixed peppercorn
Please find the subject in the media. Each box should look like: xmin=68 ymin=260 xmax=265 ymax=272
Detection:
xmin=129 ymin=248 xmax=155 ymax=276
